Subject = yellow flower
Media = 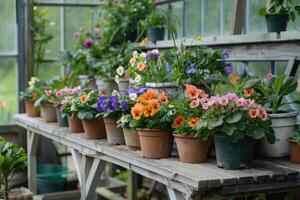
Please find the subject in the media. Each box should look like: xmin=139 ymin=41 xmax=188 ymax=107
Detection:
xmin=139 ymin=37 xmax=149 ymax=45
xmin=229 ymin=73 xmax=240 ymax=83
xmin=195 ymin=35 xmax=204 ymax=42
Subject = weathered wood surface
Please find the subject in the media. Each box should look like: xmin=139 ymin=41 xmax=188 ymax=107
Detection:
xmin=15 ymin=114 xmax=300 ymax=195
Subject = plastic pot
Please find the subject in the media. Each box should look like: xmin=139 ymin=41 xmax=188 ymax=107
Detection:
xmin=24 ymin=100 xmax=40 ymax=117
xmin=260 ymin=111 xmax=298 ymax=157
xmin=82 ymin=119 xmax=107 ymax=139
xmin=138 ymin=129 xmax=173 ymax=159
xmin=123 ymin=128 xmax=140 ymax=149
xmin=174 ymin=134 xmax=212 ymax=163
xmin=117 ymin=79 xmax=129 ymax=96
xmin=67 ymin=114 xmax=84 ymax=133
xmin=214 ymin=134 xmax=255 ymax=170
xmin=289 ymin=139 xmax=300 ymax=164
xmin=103 ymin=118 xmax=125 ymax=145
xmin=265 ymin=14 xmax=289 ymax=33
xmin=145 ymin=82 xmax=181 ymax=98
xmin=147 ymin=28 xmax=165 ymax=42
xmin=55 ymin=107 xmax=68 ymax=127
xmin=96 ymin=78 xmax=115 ymax=96
xmin=40 ymin=103 xmax=57 ymax=123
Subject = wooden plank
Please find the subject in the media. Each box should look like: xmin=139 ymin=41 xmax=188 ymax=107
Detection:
xmin=127 ymin=170 xmax=138 ymax=200
xmin=71 ymin=148 xmax=82 ymax=185
xmin=231 ymin=0 xmax=246 ymax=35
xmin=95 ymin=188 xmax=125 ymax=200
xmin=85 ymin=158 xmax=105 ymax=198
xmin=27 ymin=131 xmax=39 ymax=194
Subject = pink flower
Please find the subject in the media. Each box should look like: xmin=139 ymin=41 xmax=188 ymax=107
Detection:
xmin=235 ymin=98 xmax=244 ymax=107
xmin=207 ymin=99 xmax=215 ymax=106
xmin=226 ymin=93 xmax=238 ymax=102
xmin=243 ymin=99 xmax=254 ymax=108
xmin=62 ymin=99 xmax=68 ymax=105
xmin=45 ymin=90 xmax=52 ymax=97
xmin=55 ymin=90 xmax=63 ymax=97
xmin=202 ymin=103 xmax=210 ymax=110
xmin=116 ymin=66 xmax=124 ymax=76
xmin=219 ymin=97 xmax=229 ymax=106
xmin=73 ymin=32 xmax=80 ymax=39
xmin=133 ymin=51 xmax=138 ymax=57
xmin=125 ymin=72 xmax=130 ymax=80
xmin=129 ymin=58 xmax=136 ymax=66
xmin=198 ymin=98 xmax=208 ymax=104
xmin=259 ymin=109 xmax=268 ymax=121
xmin=190 ymin=100 xmax=199 ymax=109
xmin=267 ymin=73 xmax=273 ymax=79
xmin=83 ymin=38 xmax=94 ymax=47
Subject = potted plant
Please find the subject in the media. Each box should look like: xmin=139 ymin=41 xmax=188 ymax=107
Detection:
xmin=249 ymin=74 xmax=298 ymax=157
xmin=259 ymin=0 xmax=300 ymax=33
xmin=34 ymin=88 xmax=57 ymax=123
xmin=196 ymin=93 xmax=275 ymax=170
xmin=0 ymin=137 xmax=27 ymax=200
xmin=142 ymin=10 xmax=167 ymax=42
xmin=20 ymin=77 xmax=41 ymax=117
xmin=130 ymin=90 xmax=174 ymax=159
xmin=76 ymin=90 xmax=107 ymax=139
xmin=97 ymin=91 xmax=125 ymax=145
xmin=172 ymin=85 xmax=212 ymax=163
xmin=53 ymin=88 xmax=70 ymax=127
xmin=289 ymin=129 xmax=300 ymax=164
xmin=60 ymin=86 xmax=84 ymax=133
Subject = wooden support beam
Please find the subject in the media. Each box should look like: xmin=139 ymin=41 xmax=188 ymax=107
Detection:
xmin=231 ymin=0 xmax=247 ymax=35
xmin=27 ymin=131 xmax=39 ymax=194
xmin=25 ymin=0 xmax=34 ymax=77
xmin=167 ymin=187 xmax=189 ymax=200
xmin=127 ymin=170 xmax=138 ymax=200
xmin=71 ymin=148 xmax=83 ymax=185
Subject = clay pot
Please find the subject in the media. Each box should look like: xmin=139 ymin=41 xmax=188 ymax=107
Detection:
xmin=123 ymin=128 xmax=140 ymax=149
xmin=103 ymin=118 xmax=125 ymax=145
xmin=82 ymin=119 xmax=107 ymax=139
xmin=40 ymin=103 xmax=57 ymax=122
xmin=67 ymin=114 xmax=84 ymax=133
xmin=289 ymin=139 xmax=300 ymax=164
xmin=174 ymin=134 xmax=212 ymax=163
xmin=24 ymin=101 xmax=40 ymax=117
xmin=138 ymin=129 xmax=173 ymax=159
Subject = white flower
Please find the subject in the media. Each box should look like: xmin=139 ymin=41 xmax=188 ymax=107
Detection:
xmin=112 ymin=90 xmax=120 ymax=97
xmin=151 ymin=49 xmax=159 ymax=54
xmin=129 ymin=93 xmax=138 ymax=101
xmin=129 ymin=79 xmax=135 ymax=84
xmin=115 ymin=75 xmax=120 ymax=84
xmin=116 ymin=66 xmax=124 ymax=76
xmin=141 ymin=52 xmax=147 ymax=58
xmin=134 ymin=75 xmax=142 ymax=83
xmin=133 ymin=51 xmax=138 ymax=57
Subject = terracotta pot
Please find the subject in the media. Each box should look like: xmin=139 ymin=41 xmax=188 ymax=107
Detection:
xmin=174 ymin=134 xmax=212 ymax=163
xmin=67 ymin=114 xmax=84 ymax=133
xmin=289 ymin=139 xmax=300 ymax=164
xmin=123 ymin=128 xmax=140 ymax=149
xmin=103 ymin=118 xmax=125 ymax=145
xmin=40 ymin=103 xmax=57 ymax=122
xmin=82 ymin=119 xmax=107 ymax=139
xmin=138 ymin=129 xmax=173 ymax=159
xmin=24 ymin=101 xmax=40 ymax=117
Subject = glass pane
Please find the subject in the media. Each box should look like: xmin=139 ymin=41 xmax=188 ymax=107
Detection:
xmin=37 ymin=61 xmax=61 ymax=81
xmin=65 ymin=7 xmax=95 ymax=50
xmin=0 ymin=58 xmax=17 ymax=125
xmin=248 ymin=62 xmax=271 ymax=77
xmin=203 ymin=0 xmax=220 ymax=37
xmin=0 ymin=0 xmax=17 ymax=53
xmin=223 ymin=0 xmax=234 ymax=35
xmin=170 ymin=2 xmax=183 ymax=39
xmin=186 ymin=0 xmax=201 ymax=37
xmin=248 ymin=0 xmax=266 ymax=33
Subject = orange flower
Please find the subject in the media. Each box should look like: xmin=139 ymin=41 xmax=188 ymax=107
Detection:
xmin=129 ymin=58 xmax=136 ymax=66
xmin=148 ymin=99 xmax=160 ymax=112
xmin=249 ymin=108 xmax=259 ymax=118
xmin=243 ymin=88 xmax=255 ymax=97
xmin=187 ymin=117 xmax=200 ymax=128
xmin=198 ymin=89 xmax=208 ymax=98
xmin=131 ymin=104 xmax=144 ymax=120
xmin=189 ymin=100 xmax=199 ymax=109
xmin=229 ymin=73 xmax=240 ymax=83
xmin=158 ymin=92 xmax=169 ymax=105
xmin=184 ymin=84 xmax=200 ymax=99
xmin=32 ymin=92 xmax=37 ymax=101
xmin=80 ymin=94 xmax=88 ymax=103
xmin=139 ymin=37 xmax=149 ymax=45
xmin=137 ymin=62 xmax=146 ymax=71
xmin=144 ymin=89 xmax=157 ymax=100
xmin=143 ymin=104 xmax=156 ymax=117
xmin=137 ymin=96 xmax=148 ymax=105
xmin=173 ymin=116 xmax=185 ymax=127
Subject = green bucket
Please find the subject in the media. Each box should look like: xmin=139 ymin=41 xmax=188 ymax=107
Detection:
xmin=37 ymin=163 xmax=69 ymax=194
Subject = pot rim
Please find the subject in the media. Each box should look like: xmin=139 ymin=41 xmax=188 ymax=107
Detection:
xmin=145 ymin=82 xmax=179 ymax=88
xmin=265 ymin=14 xmax=289 ymax=17
xmin=173 ymin=134 xmax=197 ymax=139
xmin=137 ymin=128 xmax=167 ymax=132
xmin=288 ymin=138 xmax=299 ymax=144
xmin=268 ymin=110 xmax=298 ymax=118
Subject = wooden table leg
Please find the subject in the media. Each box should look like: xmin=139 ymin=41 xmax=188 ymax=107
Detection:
xmin=127 ymin=170 xmax=138 ymax=200
xmin=167 ymin=186 xmax=193 ymax=200
xmin=27 ymin=130 xmax=39 ymax=194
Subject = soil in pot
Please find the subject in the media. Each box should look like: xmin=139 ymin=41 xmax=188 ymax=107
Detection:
xmin=103 ymin=118 xmax=125 ymax=145
xmin=289 ymin=139 xmax=300 ymax=164
xmin=214 ymin=134 xmax=255 ymax=170
xmin=260 ymin=111 xmax=298 ymax=157
xmin=147 ymin=28 xmax=165 ymax=42
xmin=67 ymin=114 xmax=84 ymax=133
xmin=174 ymin=135 xmax=212 ymax=163
xmin=138 ymin=129 xmax=173 ymax=159
xmin=118 ymin=79 xmax=129 ymax=96
xmin=55 ymin=107 xmax=68 ymax=127
xmin=40 ymin=103 xmax=57 ymax=123
xmin=265 ymin=14 xmax=289 ymax=33
xmin=82 ymin=119 xmax=107 ymax=139
xmin=123 ymin=128 xmax=140 ymax=149
xmin=25 ymin=100 xmax=40 ymax=117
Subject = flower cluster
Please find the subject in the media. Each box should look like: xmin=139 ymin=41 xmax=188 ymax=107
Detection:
xmin=20 ymin=77 xmax=42 ymax=101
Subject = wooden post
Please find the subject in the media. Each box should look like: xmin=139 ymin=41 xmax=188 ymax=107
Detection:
xmin=231 ymin=0 xmax=246 ymax=35
xmin=127 ymin=170 xmax=138 ymax=200
xmin=27 ymin=131 xmax=39 ymax=194
xmin=25 ymin=0 xmax=34 ymax=78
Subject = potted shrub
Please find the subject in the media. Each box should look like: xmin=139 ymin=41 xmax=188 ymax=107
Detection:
xmin=34 ymin=88 xmax=57 ymax=123
xmin=196 ymin=93 xmax=275 ymax=170
xmin=97 ymin=91 xmax=125 ymax=145
xmin=289 ymin=129 xmax=300 ymax=164
xmin=259 ymin=0 xmax=300 ymax=33
xmin=172 ymin=85 xmax=212 ymax=163
xmin=60 ymin=86 xmax=84 ymax=133
xmin=77 ymin=90 xmax=107 ymax=139
xmin=0 ymin=137 xmax=27 ymax=200
xmin=142 ymin=10 xmax=167 ymax=42
xmin=249 ymin=74 xmax=298 ymax=157
xmin=20 ymin=77 xmax=41 ymax=117
xmin=130 ymin=90 xmax=174 ymax=159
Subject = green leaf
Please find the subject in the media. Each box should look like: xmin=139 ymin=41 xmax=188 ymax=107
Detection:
xmin=272 ymin=75 xmax=285 ymax=94
xmin=222 ymin=125 xmax=237 ymax=136
xmin=208 ymin=117 xmax=224 ymax=130
xmin=259 ymin=7 xmax=266 ymax=16
xmin=251 ymin=127 xmax=266 ymax=139
xmin=225 ymin=112 xmax=242 ymax=124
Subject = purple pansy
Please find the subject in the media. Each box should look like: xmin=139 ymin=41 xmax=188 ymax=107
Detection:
xmin=108 ymin=96 xmax=119 ymax=111
xmin=83 ymin=38 xmax=94 ymax=48
xmin=121 ymin=100 xmax=128 ymax=111
xmin=97 ymin=96 xmax=108 ymax=112
xmin=224 ymin=64 xmax=233 ymax=74
xmin=127 ymin=87 xmax=147 ymax=96
xmin=166 ymin=63 xmax=172 ymax=72
xmin=186 ymin=64 xmax=197 ymax=75
xmin=221 ymin=51 xmax=229 ymax=62
xmin=145 ymin=49 xmax=160 ymax=60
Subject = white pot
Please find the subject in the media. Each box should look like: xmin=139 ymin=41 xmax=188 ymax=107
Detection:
xmin=260 ymin=111 xmax=298 ymax=157
xmin=117 ymin=79 xmax=129 ymax=96
xmin=145 ymin=82 xmax=182 ymax=97
xmin=96 ymin=78 xmax=114 ymax=95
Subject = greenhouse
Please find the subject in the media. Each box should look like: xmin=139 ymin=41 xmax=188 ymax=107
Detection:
xmin=1 ymin=0 xmax=300 ymax=199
